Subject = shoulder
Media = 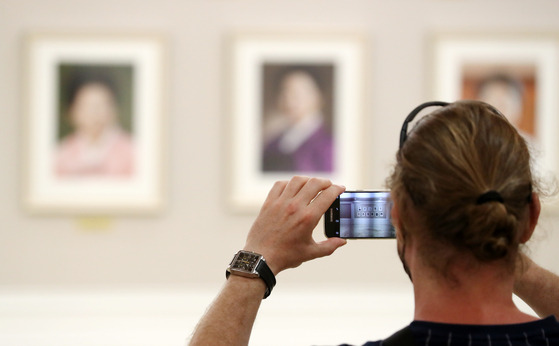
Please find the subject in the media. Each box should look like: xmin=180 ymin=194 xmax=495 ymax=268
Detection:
xmin=56 ymin=133 xmax=81 ymax=157
xmin=409 ymin=316 xmax=559 ymax=344
xmin=111 ymin=128 xmax=134 ymax=150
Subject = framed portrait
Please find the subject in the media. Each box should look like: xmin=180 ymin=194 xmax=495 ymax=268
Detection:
xmin=228 ymin=33 xmax=366 ymax=211
xmin=431 ymin=34 xmax=559 ymax=211
xmin=24 ymin=34 xmax=165 ymax=214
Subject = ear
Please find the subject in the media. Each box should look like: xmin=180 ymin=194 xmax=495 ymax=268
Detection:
xmin=520 ymin=192 xmax=540 ymax=243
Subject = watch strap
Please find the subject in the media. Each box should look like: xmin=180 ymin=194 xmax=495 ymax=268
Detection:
xmin=255 ymin=258 xmax=276 ymax=299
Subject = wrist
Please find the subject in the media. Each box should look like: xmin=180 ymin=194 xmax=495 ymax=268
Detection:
xmin=242 ymin=249 xmax=281 ymax=276
xmin=227 ymin=250 xmax=277 ymax=299
xmin=226 ymin=274 xmax=267 ymax=297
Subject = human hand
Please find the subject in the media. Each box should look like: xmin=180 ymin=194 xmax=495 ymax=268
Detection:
xmin=243 ymin=176 xmax=347 ymax=275
xmin=513 ymin=251 xmax=559 ymax=318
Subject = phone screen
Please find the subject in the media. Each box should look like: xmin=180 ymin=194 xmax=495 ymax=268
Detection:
xmin=324 ymin=191 xmax=395 ymax=239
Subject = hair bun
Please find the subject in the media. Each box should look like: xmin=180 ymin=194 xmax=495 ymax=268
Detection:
xmin=467 ymin=203 xmax=517 ymax=261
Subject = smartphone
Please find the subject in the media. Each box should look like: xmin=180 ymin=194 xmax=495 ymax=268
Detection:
xmin=324 ymin=191 xmax=395 ymax=239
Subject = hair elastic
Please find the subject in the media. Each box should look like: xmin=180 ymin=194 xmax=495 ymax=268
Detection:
xmin=476 ymin=190 xmax=504 ymax=205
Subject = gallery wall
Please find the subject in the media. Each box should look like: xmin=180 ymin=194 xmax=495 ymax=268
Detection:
xmin=1 ymin=0 xmax=559 ymax=290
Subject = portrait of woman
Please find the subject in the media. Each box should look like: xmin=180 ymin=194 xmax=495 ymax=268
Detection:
xmin=261 ymin=64 xmax=335 ymax=173
xmin=55 ymin=65 xmax=135 ymax=178
xmin=461 ymin=64 xmax=537 ymax=139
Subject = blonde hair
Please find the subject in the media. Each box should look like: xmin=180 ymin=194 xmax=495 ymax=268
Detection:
xmin=388 ymin=100 xmax=534 ymax=265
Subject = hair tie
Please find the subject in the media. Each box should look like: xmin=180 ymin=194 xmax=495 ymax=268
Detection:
xmin=476 ymin=190 xmax=504 ymax=205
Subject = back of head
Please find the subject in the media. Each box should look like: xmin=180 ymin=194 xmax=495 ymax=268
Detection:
xmin=388 ymin=100 xmax=533 ymax=269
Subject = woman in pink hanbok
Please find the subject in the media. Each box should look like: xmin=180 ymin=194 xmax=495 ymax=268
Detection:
xmin=56 ymin=76 xmax=134 ymax=178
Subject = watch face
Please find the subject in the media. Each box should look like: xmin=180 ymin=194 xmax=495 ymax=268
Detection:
xmin=231 ymin=252 xmax=261 ymax=273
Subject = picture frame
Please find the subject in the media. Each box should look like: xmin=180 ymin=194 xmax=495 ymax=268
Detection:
xmin=431 ymin=33 xmax=559 ymax=211
xmin=23 ymin=33 xmax=165 ymax=214
xmin=228 ymin=33 xmax=366 ymax=211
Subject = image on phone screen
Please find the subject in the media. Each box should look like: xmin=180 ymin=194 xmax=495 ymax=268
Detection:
xmin=324 ymin=191 xmax=396 ymax=239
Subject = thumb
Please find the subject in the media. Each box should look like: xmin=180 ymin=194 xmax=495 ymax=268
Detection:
xmin=314 ymin=238 xmax=347 ymax=258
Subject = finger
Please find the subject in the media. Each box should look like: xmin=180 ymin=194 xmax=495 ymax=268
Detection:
xmin=311 ymin=238 xmax=347 ymax=259
xmin=295 ymin=177 xmax=334 ymax=204
xmin=281 ymin=175 xmax=310 ymax=198
xmin=309 ymin=183 xmax=346 ymax=212
xmin=265 ymin=180 xmax=289 ymax=201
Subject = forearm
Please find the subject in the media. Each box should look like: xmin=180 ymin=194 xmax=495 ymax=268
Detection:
xmin=188 ymin=177 xmax=346 ymax=345
xmin=189 ymin=275 xmax=267 ymax=346
xmin=514 ymin=257 xmax=559 ymax=318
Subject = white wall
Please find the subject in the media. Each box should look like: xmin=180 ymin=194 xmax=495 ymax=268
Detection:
xmin=2 ymin=1 xmax=559 ymax=344
xmin=1 ymin=0 xmax=559 ymax=290
xmin=0 ymin=284 xmax=538 ymax=346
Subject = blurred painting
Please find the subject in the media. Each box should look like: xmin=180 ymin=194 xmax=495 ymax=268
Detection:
xmin=25 ymin=34 xmax=164 ymax=214
xmin=229 ymin=34 xmax=365 ymax=211
xmin=432 ymin=34 xmax=559 ymax=213
xmin=56 ymin=64 xmax=135 ymax=178
xmin=261 ymin=64 xmax=335 ymax=173
xmin=461 ymin=65 xmax=537 ymax=139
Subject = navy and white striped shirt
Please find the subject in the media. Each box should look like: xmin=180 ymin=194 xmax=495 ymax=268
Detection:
xmin=357 ymin=316 xmax=559 ymax=346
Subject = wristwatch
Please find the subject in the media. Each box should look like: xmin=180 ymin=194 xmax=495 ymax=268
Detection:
xmin=226 ymin=250 xmax=276 ymax=299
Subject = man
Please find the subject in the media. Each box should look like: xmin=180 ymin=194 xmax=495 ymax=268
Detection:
xmin=188 ymin=177 xmax=559 ymax=345
xmin=189 ymin=101 xmax=559 ymax=345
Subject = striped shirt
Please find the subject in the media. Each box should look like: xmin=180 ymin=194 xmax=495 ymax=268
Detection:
xmin=356 ymin=316 xmax=559 ymax=346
